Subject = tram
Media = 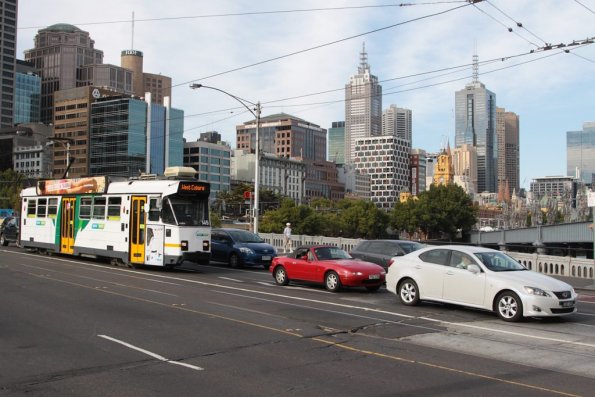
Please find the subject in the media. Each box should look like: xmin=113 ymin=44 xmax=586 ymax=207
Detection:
xmin=19 ymin=167 xmax=211 ymax=268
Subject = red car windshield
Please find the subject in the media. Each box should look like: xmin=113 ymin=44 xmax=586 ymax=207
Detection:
xmin=314 ymin=247 xmax=352 ymax=260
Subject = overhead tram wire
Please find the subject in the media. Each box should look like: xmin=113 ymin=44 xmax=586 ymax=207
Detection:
xmin=17 ymin=2 xmax=469 ymax=30
xmin=176 ymin=2 xmax=474 ymax=88
xmin=65 ymin=32 xmax=595 ymax=145
xmin=484 ymin=0 xmax=548 ymax=46
xmin=574 ymin=0 xmax=595 ymax=15
xmin=470 ymin=2 xmax=540 ymax=48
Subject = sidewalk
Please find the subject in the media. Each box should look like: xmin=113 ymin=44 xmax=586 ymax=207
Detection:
xmin=554 ymin=276 xmax=595 ymax=293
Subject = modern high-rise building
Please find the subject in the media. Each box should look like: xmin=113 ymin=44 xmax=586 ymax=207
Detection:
xmin=52 ymin=86 xmax=124 ymax=178
xmin=567 ymin=122 xmax=595 ymax=185
xmin=24 ymin=23 xmax=104 ymax=124
xmin=88 ymin=95 xmax=183 ymax=177
xmin=354 ymin=135 xmax=410 ymax=210
xmin=382 ymin=105 xmax=412 ymax=143
xmin=410 ymin=149 xmax=427 ymax=196
xmin=344 ymin=43 xmax=382 ymax=164
xmin=496 ymin=107 xmax=520 ymax=199
xmin=184 ymin=139 xmax=231 ymax=198
xmin=328 ymin=121 xmax=345 ymax=165
xmin=455 ymin=74 xmax=497 ymax=193
xmin=0 ymin=0 xmax=18 ymax=128
xmin=14 ymin=60 xmax=41 ymax=124
xmin=236 ymin=113 xmax=327 ymax=161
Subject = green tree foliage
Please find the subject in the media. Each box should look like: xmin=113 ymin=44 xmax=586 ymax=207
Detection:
xmin=0 ymin=169 xmax=24 ymax=212
xmin=390 ymin=199 xmax=418 ymax=238
xmin=259 ymin=197 xmax=389 ymax=238
xmin=389 ymin=184 xmax=477 ymax=240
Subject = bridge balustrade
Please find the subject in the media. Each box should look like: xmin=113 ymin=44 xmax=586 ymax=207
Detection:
xmin=260 ymin=233 xmax=595 ymax=281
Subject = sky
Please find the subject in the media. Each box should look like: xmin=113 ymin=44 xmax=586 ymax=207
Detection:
xmin=16 ymin=0 xmax=595 ymax=189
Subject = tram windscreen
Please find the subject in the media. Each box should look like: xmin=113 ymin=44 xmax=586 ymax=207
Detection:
xmin=162 ymin=196 xmax=209 ymax=226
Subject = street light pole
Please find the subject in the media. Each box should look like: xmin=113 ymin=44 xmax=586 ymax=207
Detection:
xmin=190 ymin=83 xmax=262 ymax=233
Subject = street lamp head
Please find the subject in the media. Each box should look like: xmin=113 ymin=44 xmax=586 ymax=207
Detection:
xmin=189 ymin=83 xmax=203 ymax=90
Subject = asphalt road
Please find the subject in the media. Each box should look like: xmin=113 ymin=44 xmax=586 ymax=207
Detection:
xmin=1 ymin=247 xmax=594 ymax=397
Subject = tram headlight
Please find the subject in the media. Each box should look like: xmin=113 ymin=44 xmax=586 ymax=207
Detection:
xmin=181 ymin=240 xmax=189 ymax=251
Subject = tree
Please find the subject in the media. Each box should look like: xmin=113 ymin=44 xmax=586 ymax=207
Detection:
xmin=390 ymin=184 xmax=477 ymax=241
xmin=0 ymin=169 xmax=24 ymax=212
xmin=418 ymin=184 xmax=477 ymax=240
xmin=390 ymin=199 xmax=418 ymax=238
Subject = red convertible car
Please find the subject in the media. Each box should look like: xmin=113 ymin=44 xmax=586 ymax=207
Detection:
xmin=269 ymin=245 xmax=386 ymax=292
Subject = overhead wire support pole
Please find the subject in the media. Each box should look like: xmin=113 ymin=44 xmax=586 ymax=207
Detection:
xmin=189 ymin=84 xmax=262 ymax=234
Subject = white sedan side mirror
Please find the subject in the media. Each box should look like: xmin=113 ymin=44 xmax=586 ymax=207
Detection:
xmin=467 ymin=264 xmax=481 ymax=274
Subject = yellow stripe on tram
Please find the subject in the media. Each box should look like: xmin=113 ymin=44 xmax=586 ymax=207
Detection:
xmin=164 ymin=243 xmax=182 ymax=248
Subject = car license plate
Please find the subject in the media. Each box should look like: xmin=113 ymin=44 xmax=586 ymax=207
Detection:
xmin=560 ymin=301 xmax=575 ymax=307
xmin=262 ymin=255 xmax=271 ymax=261
xmin=369 ymin=274 xmax=380 ymax=280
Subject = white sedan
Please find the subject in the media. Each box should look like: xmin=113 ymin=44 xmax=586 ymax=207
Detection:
xmin=385 ymin=245 xmax=577 ymax=322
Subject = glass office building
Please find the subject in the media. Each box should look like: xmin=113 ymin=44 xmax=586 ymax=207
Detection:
xmin=89 ymin=97 xmax=184 ymax=177
xmin=90 ymin=98 xmax=147 ymax=177
xmin=14 ymin=62 xmax=41 ymax=124
xmin=0 ymin=0 xmax=17 ymax=128
xmin=455 ymin=81 xmax=497 ymax=193
xmin=184 ymin=140 xmax=231 ymax=199
xmin=567 ymin=122 xmax=595 ymax=184
xmin=328 ymin=121 xmax=345 ymax=165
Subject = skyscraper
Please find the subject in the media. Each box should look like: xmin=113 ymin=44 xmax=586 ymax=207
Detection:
xmin=0 ymin=0 xmax=18 ymax=128
xmin=496 ymin=107 xmax=520 ymax=199
xmin=567 ymin=122 xmax=595 ymax=184
xmin=382 ymin=105 xmax=412 ymax=143
xmin=24 ymin=23 xmax=104 ymax=123
xmin=344 ymin=43 xmax=382 ymax=164
xmin=455 ymin=56 xmax=497 ymax=193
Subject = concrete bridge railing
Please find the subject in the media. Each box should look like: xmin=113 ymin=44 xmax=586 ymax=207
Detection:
xmin=259 ymin=233 xmax=595 ymax=281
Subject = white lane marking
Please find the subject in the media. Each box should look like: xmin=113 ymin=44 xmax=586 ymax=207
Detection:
xmin=218 ymin=277 xmax=243 ymax=283
xmin=258 ymin=282 xmax=275 ymax=286
xmin=98 ymin=334 xmax=203 ymax=371
xmin=11 ymin=251 xmax=594 ymax=350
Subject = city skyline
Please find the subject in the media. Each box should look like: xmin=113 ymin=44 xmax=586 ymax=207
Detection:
xmin=15 ymin=0 xmax=595 ymax=189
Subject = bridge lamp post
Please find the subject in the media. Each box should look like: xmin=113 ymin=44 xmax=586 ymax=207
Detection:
xmin=190 ymin=83 xmax=262 ymax=233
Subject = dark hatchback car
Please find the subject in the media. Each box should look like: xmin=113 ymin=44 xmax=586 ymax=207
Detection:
xmin=0 ymin=216 xmax=19 ymax=246
xmin=211 ymin=228 xmax=277 ymax=269
xmin=350 ymin=239 xmax=424 ymax=269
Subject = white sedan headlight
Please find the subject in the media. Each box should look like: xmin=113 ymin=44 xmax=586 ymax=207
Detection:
xmin=239 ymin=247 xmax=255 ymax=255
xmin=524 ymin=286 xmax=551 ymax=297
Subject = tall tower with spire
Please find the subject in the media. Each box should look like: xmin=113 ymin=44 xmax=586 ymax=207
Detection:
xmin=344 ymin=43 xmax=382 ymax=164
xmin=454 ymin=51 xmax=497 ymax=193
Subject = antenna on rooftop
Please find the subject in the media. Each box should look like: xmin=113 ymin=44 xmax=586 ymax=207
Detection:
xmin=131 ymin=11 xmax=135 ymax=50
xmin=472 ymin=41 xmax=479 ymax=83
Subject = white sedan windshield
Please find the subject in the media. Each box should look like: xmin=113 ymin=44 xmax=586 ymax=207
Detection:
xmin=474 ymin=252 xmax=526 ymax=272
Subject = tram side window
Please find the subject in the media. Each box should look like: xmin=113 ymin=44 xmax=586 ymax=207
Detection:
xmin=92 ymin=197 xmax=107 ymax=219
xmin=27 ymin=199 xmax=36 ymax=217
xmin=148 ymin=198 xmax=160 ymax=222
xmin=37 ymin=198 xmax=47 ymax=217
xmin=48 ymin=198 xmax=58 ymax=218
xmin=80 ymin=197 xmax=92 ymax=219
xmin=107 ymin=197 xmax=121 ymax=220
